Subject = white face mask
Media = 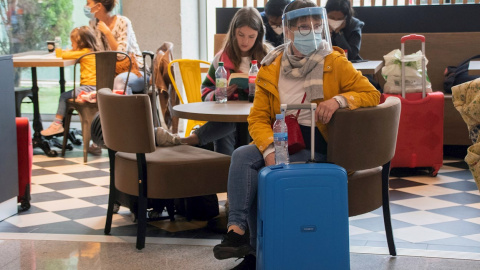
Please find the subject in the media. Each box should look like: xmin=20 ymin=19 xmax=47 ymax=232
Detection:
xmin=272 ymin=26 xmax=283 ymax=35
xmin=328 ymin=19 xmax=345 ymax=31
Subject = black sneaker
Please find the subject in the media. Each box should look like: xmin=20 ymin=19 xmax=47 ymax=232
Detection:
xmin=213 ymin=230 xmax=253 ymax=260
xmin=231 ymin=254 xmax=256 ymax=270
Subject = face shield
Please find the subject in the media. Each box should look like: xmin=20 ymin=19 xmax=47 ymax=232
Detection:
xmin=283 ymin=7 xmax=332 ymax=57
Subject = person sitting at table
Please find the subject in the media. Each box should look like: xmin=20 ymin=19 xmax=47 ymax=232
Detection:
xmin=156 ymin=7 xmax=272 ymax=156
xmin=212 ymin=1 xmax=380 ymax=268
xmin=325 ymin=0 xmax=364 ymax=62
xmin=85 ymin=0 xmax=147 ymax=94
xmin=41 ymin=26 xmax=106 ymax=143
xmin=261 ymin=0 xmax=292 ymax=48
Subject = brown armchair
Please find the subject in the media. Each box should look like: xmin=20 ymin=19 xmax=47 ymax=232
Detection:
xmin=97 ymin=88 xmax=231 ymax=250
xmin=61 ymin=51 xmax=131 ymax=163
xmin=327 ymin=96 xmax=401 ymax=256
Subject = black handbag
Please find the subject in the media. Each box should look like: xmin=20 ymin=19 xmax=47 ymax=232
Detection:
xmin=444 ymin=54 xmax=480 ymax=93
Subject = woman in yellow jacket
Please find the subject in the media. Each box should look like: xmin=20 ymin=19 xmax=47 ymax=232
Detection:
xmin=213 ymin=1 xmax=380 ymax=269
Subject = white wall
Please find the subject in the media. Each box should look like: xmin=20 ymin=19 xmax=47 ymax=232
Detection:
xmin=122 ymin=0 xmax=200 ymax=60
xmin=122 ymin=0 xmax=202 ymax=133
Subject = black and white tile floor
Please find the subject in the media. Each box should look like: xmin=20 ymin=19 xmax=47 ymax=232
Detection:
xmin=1 ymin=144 xmax=480 ymax=261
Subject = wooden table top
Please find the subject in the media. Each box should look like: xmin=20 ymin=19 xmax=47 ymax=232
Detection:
xmin=469 ymin=61 xmax=480 ymax=76
xmin=172 ymin=101 xmax=253 ymax=123
xmin=12 ymin=51 xmax=76 ymax=68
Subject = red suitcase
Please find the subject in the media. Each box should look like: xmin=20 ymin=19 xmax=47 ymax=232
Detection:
xmin=16 ymin=117 xmax=33 ymax=210
xmin=381 ymin=34 xmax=444 ymax=176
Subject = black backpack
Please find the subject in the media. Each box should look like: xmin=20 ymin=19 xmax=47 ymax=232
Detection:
xmin=444 ymin=55 xmax=480 ymax=93
xmin=174 ymin=195 xmax=220 ymax=221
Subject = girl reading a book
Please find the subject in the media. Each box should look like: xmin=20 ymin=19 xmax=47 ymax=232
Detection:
xmin=156 ymin=7 xmax=272 ymax=156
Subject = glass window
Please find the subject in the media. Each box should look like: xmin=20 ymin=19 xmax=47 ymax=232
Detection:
xmin=0 ymin=0 xmax=122 ymax=115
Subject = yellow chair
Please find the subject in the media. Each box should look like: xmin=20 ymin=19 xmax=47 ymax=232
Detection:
xmin=167 ymin=59 xmax=210 ymax=137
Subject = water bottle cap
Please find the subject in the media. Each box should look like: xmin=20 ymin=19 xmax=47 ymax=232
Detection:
xmin=251 ymin=60 xmax=257 ymax=65
xmin=218 ymin=62 xmax=224 ymax=66
xmin=276 ymin=114 xmax=284 ymax=120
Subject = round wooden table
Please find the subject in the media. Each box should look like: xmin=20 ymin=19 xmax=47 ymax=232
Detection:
xmin=172 ymin=101 xmax=253 ymax=145
xmin=172 ymin=101 xmax=253 ymax=122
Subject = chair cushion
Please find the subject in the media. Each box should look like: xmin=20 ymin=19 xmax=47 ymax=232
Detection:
xmin=348 ymin=166 xmax=383 ymax=217
xmin=115 ymin=145 xmax=231 ymax=199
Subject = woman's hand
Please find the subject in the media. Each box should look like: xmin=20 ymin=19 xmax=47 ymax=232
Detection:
xmin=265 ymin=152 xmax=276 ymax=167
xmin=97 ymin=21 xmax=112 ymax=36
xmin=316 ymin=99 xmax=340 ymax=124
xmin=226 ymin=84 xmax=238 ymax=97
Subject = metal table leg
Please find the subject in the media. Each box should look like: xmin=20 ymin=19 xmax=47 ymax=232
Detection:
xmin=31 ymin=67 xmax=57 ymax=157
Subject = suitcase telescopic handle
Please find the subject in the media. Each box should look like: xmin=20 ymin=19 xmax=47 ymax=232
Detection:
xmin=280 ymin=103 xmax=317 ymax=162
xmin=401 ymin=34 xmax=425 ymax=43
xmin=400 ymin=34 xmax=427 ymax=99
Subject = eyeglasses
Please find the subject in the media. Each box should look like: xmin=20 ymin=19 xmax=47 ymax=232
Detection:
xmin=270 ymin=24 xmax=283 ymax=29
xmin=292 ymin=24 xmax=323 ymax=36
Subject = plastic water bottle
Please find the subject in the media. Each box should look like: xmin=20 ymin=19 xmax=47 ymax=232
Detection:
xmin=273 ymin=114 xmax=289 ymax=165
xmin=215 ymin=62 xmax=227 ymax=103
xmin=248 ymin=60 xmax=259 ymax=102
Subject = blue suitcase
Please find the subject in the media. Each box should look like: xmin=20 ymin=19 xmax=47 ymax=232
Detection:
xmin=256 ymin=104 xmax=350 ymax=270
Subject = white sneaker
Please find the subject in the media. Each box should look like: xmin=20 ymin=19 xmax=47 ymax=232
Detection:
xmin=155 ymin=127 xmax=181 ymax=146
xmin=41 ymin=122 xmax=64 ymax=137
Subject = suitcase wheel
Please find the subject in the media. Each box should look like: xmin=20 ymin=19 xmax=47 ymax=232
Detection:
xmin=428 ymin=167 xmax=439 ymax=177
xmin=20 ymin=199 xmax=30 ymax=211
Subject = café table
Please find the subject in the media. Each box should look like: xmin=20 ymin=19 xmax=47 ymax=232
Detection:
xmin=352 ymin=60 xmax=383 ymax=75
xmin=468 ymin=61 xmax=480 ymax=76
xmin=172 ymin=101 xmax=253 ymax=146
xmin=13 ymin=51 xmax=76 ymax=157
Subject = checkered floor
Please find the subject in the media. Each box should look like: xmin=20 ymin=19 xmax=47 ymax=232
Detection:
xmin=2 ymin=142 xmax=480 ymax=258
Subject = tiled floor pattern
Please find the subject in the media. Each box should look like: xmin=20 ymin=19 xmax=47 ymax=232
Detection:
xmin=2 ymin=143 xmax=480 ymax=260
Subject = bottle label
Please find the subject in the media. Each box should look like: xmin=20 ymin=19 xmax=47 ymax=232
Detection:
xmin=216 ymin=78 xmax=227 ymax=88
xmin=248 ymin=75 xmax=256 ymax=84
xmin=274 ymin=132 xmax=288 ymax=141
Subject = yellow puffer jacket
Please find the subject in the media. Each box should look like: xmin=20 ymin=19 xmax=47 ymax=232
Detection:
xmin=248 ymin=47 xmax=380 ymax=154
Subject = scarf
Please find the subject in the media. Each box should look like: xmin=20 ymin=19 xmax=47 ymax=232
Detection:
xmin=262 ymin=43 xmax=326 ymax=101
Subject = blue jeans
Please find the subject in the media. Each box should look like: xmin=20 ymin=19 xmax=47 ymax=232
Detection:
xmin=114 ymin=71 xmax=148 ymax=94
xmin=227 ymin=144 xmax=326 ymax=249
xmin=194 ymin=122 xmax=236 ymax=156
xmin=56 ymin=85 xmax=96 ymax=117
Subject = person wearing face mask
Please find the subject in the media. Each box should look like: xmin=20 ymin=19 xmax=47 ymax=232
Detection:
xmin=325 ymin=0 xmax=364 ymax=61
xmin=260 ymin=0 xmax=292 ymax=47
xmin=84 ymin=0 xmax=147 ymax=94
xmin=212 ymin=1 xmax=379 ymax=269
xmin=156 ymin=7 xmax=272 ymax=156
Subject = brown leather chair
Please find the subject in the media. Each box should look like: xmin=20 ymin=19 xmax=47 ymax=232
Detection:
xmin=327 ymin=96 xmax=401 ymax=256
xmin=97 ymin=88 xmax=230 ymax=250
xmin=61 ymin=51 xmax=131 ymax=163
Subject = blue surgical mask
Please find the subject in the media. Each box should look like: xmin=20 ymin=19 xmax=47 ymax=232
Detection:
xmin=293 ymin=30 xmax=322 ymax=56
xmin=84 ymin=5 xmax=95 ymax=19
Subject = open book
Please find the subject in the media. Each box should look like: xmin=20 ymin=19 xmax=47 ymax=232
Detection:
xmin=228 ymin=73 xmax=249 ymax=90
